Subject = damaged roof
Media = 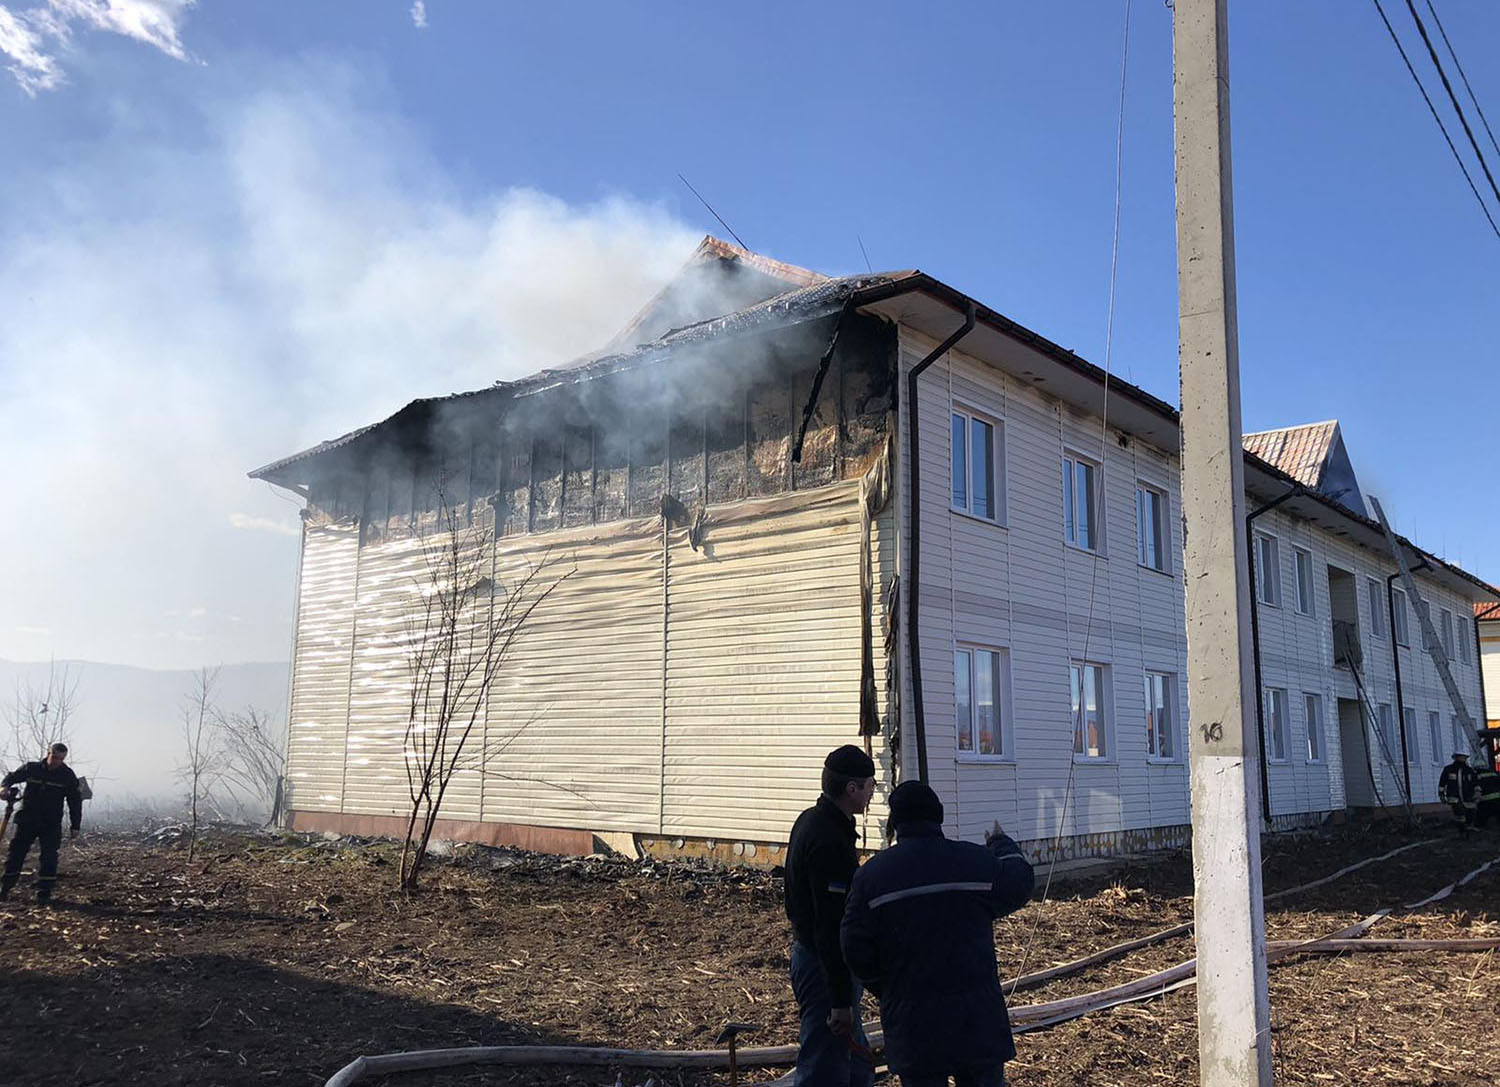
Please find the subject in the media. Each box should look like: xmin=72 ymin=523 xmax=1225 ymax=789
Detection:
xmin=1243 ymin=421 xmax=1341 ymax=489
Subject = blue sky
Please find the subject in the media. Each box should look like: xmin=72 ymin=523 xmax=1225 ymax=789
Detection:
xmin=1 ymin=1 xmax=1496 ymax=668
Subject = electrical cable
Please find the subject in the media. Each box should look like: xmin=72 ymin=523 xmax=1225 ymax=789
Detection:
xmin=1009 ymin=0 xmax=1132 ymax=996
xmin=1400 ymin=0 xmax=1500 ymax=207
xmin=1422 ymin=0 xmax=1500 ymax=159
xmin=1370 ymin=0 xmax=1500 ymax=239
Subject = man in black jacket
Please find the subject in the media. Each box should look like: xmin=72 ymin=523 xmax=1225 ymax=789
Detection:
xmin=1 ymin=742 xmax=83 ymax=905
xmin=841 ymin=780 xmax=1035 ymax=1087
xmin=784 ymin=745 xmax=876 ymax=1087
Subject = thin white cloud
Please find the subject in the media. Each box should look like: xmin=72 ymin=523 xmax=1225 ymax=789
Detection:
xmin=229 ymin=513 xmax=301 ymax=538
xmin=0 ymin=0 xmax=194 ymax=95
xmin=410 ymin=0 xmax=426 ymax=30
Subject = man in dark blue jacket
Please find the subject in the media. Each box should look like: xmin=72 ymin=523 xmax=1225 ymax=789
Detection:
xmin=841 ymin=780 xmax=1034 ymax=1087
xmin=1 ymin=742 xmax=83 ymax=905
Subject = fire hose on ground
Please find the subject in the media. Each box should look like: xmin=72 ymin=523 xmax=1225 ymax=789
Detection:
xmin=323 ymin=846 xmax=1500 ymax=1086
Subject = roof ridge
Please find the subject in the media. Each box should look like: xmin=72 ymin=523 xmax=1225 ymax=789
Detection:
xmin=1243 ymin=419 xmax=1340 ymax=437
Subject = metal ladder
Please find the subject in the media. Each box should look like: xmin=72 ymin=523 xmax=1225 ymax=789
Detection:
xmin=1345 ymin=655 xmax=1412 ymax=817
xmin=1368 ymin=496 xmax=1479 ymax=757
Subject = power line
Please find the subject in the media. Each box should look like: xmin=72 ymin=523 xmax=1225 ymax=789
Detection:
xmin=676 ymin=173 xmax=749 ymax=251
xmin=1401 ymin=0 xmax=1500 ymax=208
xmin=1423 ymin=0 xmax=1500 ymax=160
xmin=1370 ymin=0 xmax=1500 ymax=239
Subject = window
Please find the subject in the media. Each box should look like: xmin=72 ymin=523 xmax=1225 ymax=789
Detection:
xmin=1070 ymin=662 xmax=1109 ymax=759
xmin=1453 ymin=716 xmax=1470 ymax=757
xmin=1440 ymin=608 xmax=1454 ymax=658
xmin=1377 ymin=703 xmax=1396 ymax=758
xmin=1402 ymin=707 xmax=1418 ymax=763
xmin=1304 ymin=693 xmax=1324 ymax=763
xmin=1460 ymin=618 xmax=1473 ymax=664
xmin=1255 ymin=534 xmax=1282 ymax=607
xmin=1063 ymin=454 xmax=1101 ymax=552
xmin=1265 ymin=688 xmax=1289 ymax=762
xmin=1391 ymin=588 xmax=1409 ymax=646
xmin=1294 ymin=547 xmax=1315 ymax=615
xmin=1144 ymin=672 xmax=1177 ymax=760
xmin=1428 ymin=711 xmax=1443 ymax=765
xmin=955 ymin=646 xmax=1009 ymax=757
xmin=1137 ymin=485 xmax=1169 ymax=573
xmin=952 ymin=410 xmax=1003 ymax=522
xmin=1367 ymin=578 xmax=1386 ymax=641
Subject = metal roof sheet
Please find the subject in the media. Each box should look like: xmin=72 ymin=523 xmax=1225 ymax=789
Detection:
xmin=1242 ymin=421 xmax=1341 ymax=490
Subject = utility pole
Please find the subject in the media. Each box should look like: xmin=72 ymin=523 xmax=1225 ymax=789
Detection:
xmin=1172 ymin=2 xmax=1274 ymax=1085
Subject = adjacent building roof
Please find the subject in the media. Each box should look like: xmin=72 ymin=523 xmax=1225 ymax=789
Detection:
xmin=1477 ymin=601 xmax=1500 ymax=621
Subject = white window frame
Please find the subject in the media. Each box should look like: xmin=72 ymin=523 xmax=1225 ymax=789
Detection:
xmin=1136 ymin=483 xmax=1170 ymax=574
xmin=1144 ymin=671 xmax=1179 ymax=762
xmin=1402 ymin=706 xmax=1418 ymax=764
xmin=1367 ymin=578 xmax=1386 ymax=642
xmin=1391 ymin=587 xmax=1410 ymax=646
xmin=1428 ymin=711 xmax=1444 ymax=766
xmin=1293 ymin=546 xmax=1315 ymax=616
xmin=954 ymin=644 xmax=1012 ymax=760
xmin=1070 ymin=660 xmax=1112 ymax=762
xmin=1265 ymin=687 xmax=1290 ymax=763
xmin=1440 ymin=607 xmax=1454 ymax=658
xmin=951 ymin=407 xmax=1006 ymax=525
xmin=1377 ymin=703 xmax=1396 ymax=759
xmin=1255 ymin=533 xmax=1282 ymax=608
xmin=1460 ymin=617 xmax=1472 ymax=664
xmin=1303 ymin=692 xmax=1324 ymax=764
xmin=1063 ymin=452 xmax=1103 ymax=554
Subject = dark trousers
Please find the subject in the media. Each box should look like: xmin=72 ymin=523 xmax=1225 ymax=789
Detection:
xmin=3 ymin=820 xmax=62 ymax=901
xmin=1452 ymin=802 xmax=1476 ymax=832
xmin=900 ymin=1068 xmax=1006 ymax=1087
xmin=789 ymin=941 xmax=874 ymax=1087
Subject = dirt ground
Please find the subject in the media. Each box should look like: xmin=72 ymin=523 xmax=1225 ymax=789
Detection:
xmin=0 ymin=820 xmax=1495 ymax=1087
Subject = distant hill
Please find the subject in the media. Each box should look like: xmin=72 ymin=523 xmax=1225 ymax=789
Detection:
xmin=0 ymin=659 xmax=290 ymax=811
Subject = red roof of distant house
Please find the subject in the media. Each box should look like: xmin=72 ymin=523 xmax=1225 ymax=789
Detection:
xmin=1476 ymin=601 xmax=1500 ymax=621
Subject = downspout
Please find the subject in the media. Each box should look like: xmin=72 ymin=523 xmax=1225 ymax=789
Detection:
xmin=905 ymin=303 xmax=976 ymax=783
xmin=1386 ymin=559 xmax=1430 ymax=804
xmin=1245 ymin=485 xmax=1304 ymax=826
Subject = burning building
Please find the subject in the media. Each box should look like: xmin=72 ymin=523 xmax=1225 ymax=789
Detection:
xmin=252 ymin=237 xmax=1497 ymax=863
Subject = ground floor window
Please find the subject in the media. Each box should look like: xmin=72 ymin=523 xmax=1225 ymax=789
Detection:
xmin=1428 ymin=711 xmax=1443 ymax=765
xmin=1303 ymin=693 xmax=1324 ymax=763
xmin=1071 ymin=661 xmax=1110 ymax=759
xmin=1144 ymin=671 xmax=1176 ymax=760
xmin=1266 ymin=687 xmax=1289 ymax=762
xmin=955 ymin=646 xmax=1009 ymax=757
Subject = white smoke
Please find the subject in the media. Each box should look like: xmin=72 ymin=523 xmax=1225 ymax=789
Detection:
xmin=0 ymin=65 xmax=701 ymax=668
xmin=410 ymin=0 xmax=426 ymax=30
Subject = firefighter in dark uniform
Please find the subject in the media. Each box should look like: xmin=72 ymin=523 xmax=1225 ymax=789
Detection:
xmin=841 ymin=781 xmax=1035 ymax=1087
xmin=1474 ymin=761 xmax=1500 ymax=829
xmin=1437 ymin=751 xmax=1478 ymax=835
xmin=784 ymin=745 xmax=876 ymax=1087
xmin=1 ymin=742 xmax=83 ymax=904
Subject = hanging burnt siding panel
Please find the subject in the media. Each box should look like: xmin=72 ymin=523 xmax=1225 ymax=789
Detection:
xmin=500 ymin=433 xmax=532 ymax=538
xmin=562 ymin=426 xmax=595 ymax=528
xmin=668 ymin=408 xmax=706 ymax=510
xmin=705 ymin=390 xmax=747 ymax=505
xmin=791 ymin=356 xmax=838 ymax=491
xmin=470 ymin=433 xmax=498 ymax=530
xmin=531 ymin=436 xmax=563 ymax=533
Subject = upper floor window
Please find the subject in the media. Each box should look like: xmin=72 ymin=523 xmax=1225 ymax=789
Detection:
xmin=1144 ymin=671 xmax=1177 ymax=760
xmin=1136 ymin=485 xmax=1169 ymax=573
xmin=1367 ymin=578 xmax=1386 ymax=641
xmin=952 ymin=410 xmax=1003 ymax=522
xmin=1070 ymin=661 xmax=1110 ymax=760
xmin=1460 ymin=618 xmax=1473 ymax=664
xmin=1392 ymin=587 xmax=1410 ymax=646
xmin=1255 ymin=533 xmax=1281 ymax=607
xmin=1440 ymin=608 xmax=1454 ymax=658
xmin=1063 ymin=454 xmax=1102 ymax=552
xmin=1293 ymin=547 xmax=1315 ymax=615
xmin=955 ymin=645 xmax=1010 ymax=758
xmin=1377 ymin=703 xmax=1397 ymax=759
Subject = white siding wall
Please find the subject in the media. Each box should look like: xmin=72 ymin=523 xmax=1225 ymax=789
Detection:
xmin=897 ymin=325 xmax=1488 ymax=842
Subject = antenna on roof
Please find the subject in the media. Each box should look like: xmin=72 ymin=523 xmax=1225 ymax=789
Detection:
xmin=677 ymin=173 xmax=750 ymax=252
xmin=857 ymin=234 xmax=873 ymax=273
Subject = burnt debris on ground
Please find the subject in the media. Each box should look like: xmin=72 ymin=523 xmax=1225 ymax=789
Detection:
xmin=0 ymin=823 xmax=1494 ymax=1086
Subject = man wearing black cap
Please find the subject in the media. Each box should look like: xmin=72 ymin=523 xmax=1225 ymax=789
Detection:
xmin=784 ymin=744 xmax=876 ymax=1087
xmin=841 ymin=780 xmax=1034 ymax=1087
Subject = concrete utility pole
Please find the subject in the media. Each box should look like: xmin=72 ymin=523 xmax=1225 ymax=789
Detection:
xmin=1172 ymin=1 xmax=1274 ymax=1085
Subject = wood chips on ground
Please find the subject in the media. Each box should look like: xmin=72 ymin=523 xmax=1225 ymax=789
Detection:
xmin=0 ymin=822 xmax=1494 ymax=1086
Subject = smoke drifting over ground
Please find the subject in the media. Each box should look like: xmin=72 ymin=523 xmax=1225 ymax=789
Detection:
xmin=0 ymin=65 xmax=701 ymax=668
